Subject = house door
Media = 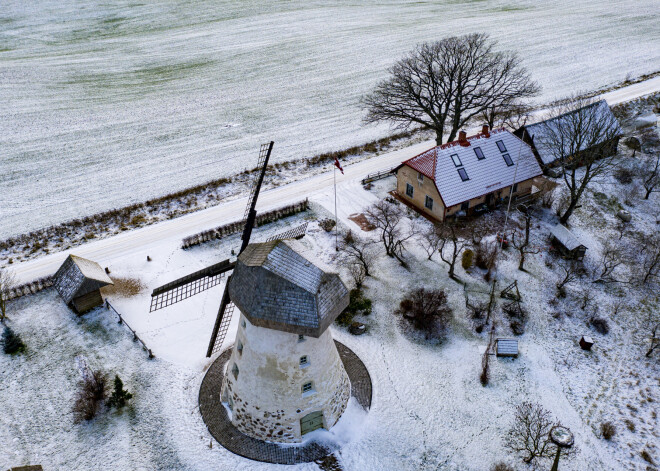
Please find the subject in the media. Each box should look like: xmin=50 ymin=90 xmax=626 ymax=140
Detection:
xmin=486 ymin=193 xmax=493 ymax=206
xmin=300 ymin=411 xmax=324 ymax=435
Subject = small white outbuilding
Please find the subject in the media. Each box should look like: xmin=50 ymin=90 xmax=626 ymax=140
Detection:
xmin=220 ymin=239 xmax=351 ymax=443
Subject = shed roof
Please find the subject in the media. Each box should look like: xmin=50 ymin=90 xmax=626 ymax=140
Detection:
xmin=228 ymin=240 xmax=349 ymax=337
xmin=522 ymin=100 xmax=623 ymax=165
xmin=401 ymin=128 xmax=542 ymax=207
xmin=54 ymin=254 xmax=113 ymax=304
xmin=550 ymin=224 xmax=586 ymax=251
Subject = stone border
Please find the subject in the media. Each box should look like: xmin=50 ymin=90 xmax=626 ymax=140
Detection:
xmin=198 ymin=340 xmax=372 ymax=465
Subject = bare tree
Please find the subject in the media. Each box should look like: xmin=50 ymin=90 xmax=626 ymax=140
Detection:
xmin=505 ymin=402 xmax=556 ymax=464
xmin=420 ymin=226 xmax=442 ymax=260
xmin=537 ymin=96 xmax=622 ymax=224
xmin=646 ymin=320 xmax=660 ymax=358
xmin=395 ymin=288 xmax=452 ymax=339
xmin=340 ymin=230 xmax=375 ymax=278
xmin=639 ymin=234 xmax=660 ymax=284
xmin=594 ymin=242 xmax=625 ymax=283
xmin=479 ymin=101 xmax=532 ymax=131
xmin=511 ymin=214 xmax=539 ymax=271
xmin=556 ymin=261 xmax=580 ymax=294
xmin=365 ymin=199 xmax=416 ymax=265
xmin=363 ymin=34 xmax=540 ymax=145
xmin=642 ymin=153 xmax=660 ymax=199
xmin=438 ymin=224 xmax=468 ymax=279
xmin=347 ymin=261 xmax=366 ymax=289
xmin=0 ymin=268 xmax=16 ymax=322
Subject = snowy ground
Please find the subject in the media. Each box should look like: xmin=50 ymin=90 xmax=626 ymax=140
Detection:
xmin=2 ymin=0 xmax=660 ymax=238
xmin=3 ymin=113 xmax=658 ymax=471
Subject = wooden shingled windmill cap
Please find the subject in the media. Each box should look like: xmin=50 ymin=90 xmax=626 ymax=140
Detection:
xmin=228 ymin=239 xmax=349 ymax=338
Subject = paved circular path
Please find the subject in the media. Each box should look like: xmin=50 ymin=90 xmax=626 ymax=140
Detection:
xmin=198 ymin=340 xmax=372 ymax=465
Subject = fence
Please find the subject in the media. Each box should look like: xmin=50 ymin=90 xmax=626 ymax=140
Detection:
xmin=181 ymin=199 xmax=309 ymax=249
xmin=106 ymin=300 xmax=154 ymax=359
xmin=361 ymin=167 xmax=397 ymax=185
xmin=7 ymin=275 xmax=54 ymax=300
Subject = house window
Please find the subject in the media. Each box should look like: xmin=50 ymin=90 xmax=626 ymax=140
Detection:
xmin=451 ymin=154 xmax=462 ymax=167
xmin=474 ymin=147 xmax=485 ymax=160
xmin=512 ymin=183 xmax=518 ymax=193
xmin=232 ymin=363 xmax=239 ymax=379
xmin=502 ymin=153 xmax=514 ymax=167
xmin=425 ymin=196 xmax=433 ymax=210
xmin=496 ymin=140 xmax=507 ymax=152
xmin=302 ymin=382 xmax=314 ymax=394
xmin=298 ymin=334 xmax=305 ymax=342
xmin=406 ymin=183 xmax=414 ymax=197
xmin=458 ymin=168 xmax=469 ymax=181
xmin=237 ymin=341 xmax=243 ymax=355
xmin=300 ymin=356 xmax=309 ymax=367
xmin=417 ymin=172 xmax=424 ymax=182
xmin=461 ymin=201 xmax=469 ymax=211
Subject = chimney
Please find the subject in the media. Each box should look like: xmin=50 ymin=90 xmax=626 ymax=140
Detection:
xmin=458 ymin=130 xmax=470 ymax=147
xmin=482 ymin=124 xmax=490 ymax=137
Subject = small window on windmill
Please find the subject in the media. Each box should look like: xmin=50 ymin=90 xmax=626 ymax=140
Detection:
xmin=298 ymin=334 xmax=306 ymax=342
xmin=237 ymin=341 xmax=243 ymax=356
xmin=300 ymin=355 xmax=309 ymax=368
xmin=241 ymin=318 xmax=247 ymax=329
xmin=228 ymin=396 xmax=234 ymax=411
xmin=232 ymin=363 xmax=239 ymax=379
xmin=302 ymin=381 xmax=314 ymax=395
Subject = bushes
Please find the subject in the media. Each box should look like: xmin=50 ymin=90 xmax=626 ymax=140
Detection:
xmin=503 ymin=302 xmax=527 ymax=336
xmin=614 ymin=167 xmax=634 ymax=184
xmin=336 ymin=289 xmax=372 ymax=327
xmin=461 ymin=249 xmax=474 ymax=270
xmin=73 ymin=370 xmax=107 ymax=423
xmin=476 ymin=240 xmax=497 ymax=271
xmin=319 ymin=218 xmax=336 ymax=232
xmin=107 ymin=375 xmax=133 ymax=409
xmin=2 ymin=326 xmax=26 ymax=354
xmin=590 ymin=317 xmax=610 ymax=334
xmin=490 ymin=463 xmax=515 ymax=471
xmin=600 ymin=421 xmax=616 ymax=440
xmin=395 ymin=288 xmax=452 ymax=339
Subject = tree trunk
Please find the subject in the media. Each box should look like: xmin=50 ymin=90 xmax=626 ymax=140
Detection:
xmin=644 ymin=187 xmax=652 ymax=199
xmin=560 ymin=198 xmax=579 ymax=225
xmin=518 ymin=251 xmax=526 ymax=271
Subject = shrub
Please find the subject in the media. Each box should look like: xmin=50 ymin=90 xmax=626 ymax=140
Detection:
xmin=336 ymin=289 xmax=372 ymax=327
xmin=600 ymin=421 xmax=616 ymax=440
xmin=107 ymin=375 xmax=133 ymax=409
xmin=73 ymin=370 xmax=106 ymax=422
xmin=395 ymin=288 xmax=452 ymax=339
xmin=590 ymin=317 xmax=610 ymax=335
xmin=615 ymin=167 xmax=634 ymax=184
xmin=476 ymin=240 xmax=497 ymax=271
xmin=641 ymin=449 xmax=654 ymax=464
xmin=461 ymin=249 xmax=474 ymax=270
xmin=491 ymin=463 xmax=515 ymax=471
xmin=624 ymin=419 xmax=635 ymax=432
xmin=319 ymin=218 xmax=336 ymax=232
xmin=2 ymin=326 xmax=26 ymax=354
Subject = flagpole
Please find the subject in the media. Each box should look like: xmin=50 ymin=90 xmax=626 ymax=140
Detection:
xmin=334 ymin=164 xmax=338 ymax=251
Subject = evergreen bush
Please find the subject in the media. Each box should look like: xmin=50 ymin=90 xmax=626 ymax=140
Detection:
xmin=2 ymin=326 xmax=26 ymax=354
xmin=461 ymin=249 xmax=474 ymax=270
xmin=107 ymin=375 xmax=133 ymax=409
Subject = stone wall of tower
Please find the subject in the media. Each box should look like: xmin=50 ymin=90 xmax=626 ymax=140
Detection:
xmin=221 ymin=312 xmax=350 ymax=443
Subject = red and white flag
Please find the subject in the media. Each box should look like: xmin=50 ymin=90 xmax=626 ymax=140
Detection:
xmin=334 ymin=156 xmax=344 ymax=174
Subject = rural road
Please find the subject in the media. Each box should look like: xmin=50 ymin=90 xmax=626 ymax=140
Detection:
xmin=10 ymin=76 xmax=660 ymax=285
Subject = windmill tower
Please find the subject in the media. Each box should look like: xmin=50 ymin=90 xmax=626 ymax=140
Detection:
xmin=221 ymin=239 xmax=351 ymax=442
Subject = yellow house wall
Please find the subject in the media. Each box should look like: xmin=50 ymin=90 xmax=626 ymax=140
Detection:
xmin=444 ymin=178 xmax=535 ymax=216
xmin=396 ymin=166 xmax=445 ymax=221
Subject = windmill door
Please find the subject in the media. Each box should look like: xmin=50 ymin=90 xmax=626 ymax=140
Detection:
xmin=300 ymin=411 xmax=324 ymax=435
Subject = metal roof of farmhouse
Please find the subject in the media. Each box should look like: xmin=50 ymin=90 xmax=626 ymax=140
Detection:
xmin=401 ymin=128 xmax=542 ymax=207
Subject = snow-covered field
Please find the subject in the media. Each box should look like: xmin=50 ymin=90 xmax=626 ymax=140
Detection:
xmin=2 ymin=0 xmax=660 ymax=238
xmin=2 ymin=112 xmax=658 ymax=471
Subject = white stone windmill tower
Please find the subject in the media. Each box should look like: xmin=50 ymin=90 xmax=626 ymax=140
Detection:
xmin=220 ymin=239 xmax=351 ymax=443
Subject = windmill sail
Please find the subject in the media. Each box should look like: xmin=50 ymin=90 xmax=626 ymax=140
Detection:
xmin=206 ymin=141 xmax=274 ymax=357
xmin=149 ymin=259 xmax=234 ymax=312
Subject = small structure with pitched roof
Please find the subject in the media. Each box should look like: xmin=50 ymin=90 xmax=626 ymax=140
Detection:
xmin=515 ymin=99 xmax=623 ymax=169
xmin=395 ymin=126 xmax=542 ymax=221
xmin=221 ymin=239 xmax=352 ymax=443
xmin=54 ymin=254 xmax=114 ymax=313
xmin=550 ymin=224 xmax=587 ymax=260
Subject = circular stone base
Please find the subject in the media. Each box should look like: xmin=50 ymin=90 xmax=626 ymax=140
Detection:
xmin=199 ymin=340 xmax=372 ymax=465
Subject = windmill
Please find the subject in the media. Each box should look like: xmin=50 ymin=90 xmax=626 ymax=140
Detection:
xmin=149 ymin=141 xmax=307 ymax=357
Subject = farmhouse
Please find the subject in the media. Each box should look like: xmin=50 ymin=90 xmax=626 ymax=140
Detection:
xmin=395 ymin=126 xmax=542 ymax=222
xmin=514 ymin=99 xmax=622 ymax=169
xmin=53 ymin=254 xmax=114 ymax=313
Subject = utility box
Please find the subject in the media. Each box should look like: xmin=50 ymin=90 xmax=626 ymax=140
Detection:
xmin=496 ymin=338 xmax=519 ymax=358
xmin=579 ymin=336 xmax=594 ymax=351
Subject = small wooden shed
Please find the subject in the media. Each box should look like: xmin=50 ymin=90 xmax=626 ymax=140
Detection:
xmin=54 ymin=255 xmax=113 ymax=314
xmin=550 ymin=224 xmax=587 ymax=261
